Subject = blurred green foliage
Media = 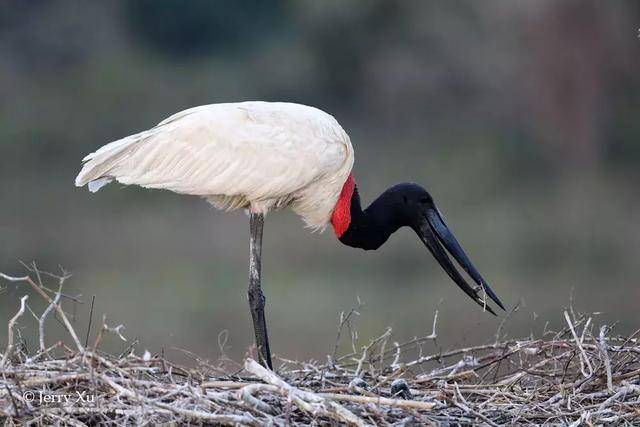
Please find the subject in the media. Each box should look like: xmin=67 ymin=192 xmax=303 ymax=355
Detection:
xmin=127 ymin=0 xmax=287 ymax=56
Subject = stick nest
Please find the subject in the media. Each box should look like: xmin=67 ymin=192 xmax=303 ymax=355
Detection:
xmin=1 ymin=267 xmax=639 ymax=426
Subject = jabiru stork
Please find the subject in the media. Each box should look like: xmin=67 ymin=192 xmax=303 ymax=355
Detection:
xmin=75 ymin=101 xmax=504 ymax=368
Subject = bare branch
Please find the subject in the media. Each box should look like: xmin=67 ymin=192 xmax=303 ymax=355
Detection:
xmin=0 ymin=272 xmax=84 ymax=352
xmin=1 ymin=295 xmax=29 ymax=368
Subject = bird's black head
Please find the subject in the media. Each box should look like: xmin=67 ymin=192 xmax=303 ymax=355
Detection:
xmin=337 ymin=183 xmax=437 ymax=249
xmin=384 ymin=182 xmax=436 ymax=224
xmin=334 ymin=180 xmax=505 ymax=314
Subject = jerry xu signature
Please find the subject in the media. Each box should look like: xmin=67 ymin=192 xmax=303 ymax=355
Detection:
xmin=23 ymin=390 xmax=96 ymax=405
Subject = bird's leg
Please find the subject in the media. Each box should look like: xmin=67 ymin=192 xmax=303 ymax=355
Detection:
xmin=248 ymin=211 xmax=273 ymax=369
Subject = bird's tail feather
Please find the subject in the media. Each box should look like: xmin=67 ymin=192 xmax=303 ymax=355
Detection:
xmin=74 ymin=131 xmax=149 ymax=190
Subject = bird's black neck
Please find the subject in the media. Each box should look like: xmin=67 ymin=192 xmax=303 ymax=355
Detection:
xmin=331 ymin=176 xmax=506 ymax=314
xmin=335 ymin=184 xmax=408 ymax=251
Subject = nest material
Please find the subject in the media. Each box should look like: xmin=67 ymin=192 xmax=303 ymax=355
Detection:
xmin=1 ymin=269 xmax=640 ymax=425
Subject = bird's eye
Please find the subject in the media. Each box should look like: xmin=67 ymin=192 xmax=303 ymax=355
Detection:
xmin=420 ymin=197 xmax=430 ymax=204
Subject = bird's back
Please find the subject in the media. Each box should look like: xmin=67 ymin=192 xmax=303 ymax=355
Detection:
xmin=75 ymin=102 xmax=354 ymax=230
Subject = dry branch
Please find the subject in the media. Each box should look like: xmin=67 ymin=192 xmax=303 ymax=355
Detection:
xmin=1 ymin=295 xmax=28 ymax=369
xmin=2 ymin=267 xmax=640 ymax=425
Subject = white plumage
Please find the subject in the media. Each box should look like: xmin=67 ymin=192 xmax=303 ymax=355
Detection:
xmin=75 ymin=101 xmax=354 ymax=230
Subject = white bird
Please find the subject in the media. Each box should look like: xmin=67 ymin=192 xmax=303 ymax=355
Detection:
xmin=76 ymin=101 xmax=504 ymax=368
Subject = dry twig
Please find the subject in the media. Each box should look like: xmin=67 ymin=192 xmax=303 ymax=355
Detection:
xmin=2 ymin=266 xmax=640 ymax=425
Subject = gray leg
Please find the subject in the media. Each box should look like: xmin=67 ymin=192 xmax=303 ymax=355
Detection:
xmin=248 ymin=212 xmax=272 ymax=369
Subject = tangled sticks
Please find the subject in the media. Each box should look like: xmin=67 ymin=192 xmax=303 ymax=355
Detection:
xmin=1 ymin=267 xmax=639 ymax=425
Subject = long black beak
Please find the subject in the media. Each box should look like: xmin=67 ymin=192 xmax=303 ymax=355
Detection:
xmin=414 ymin=206 xmax=505 ymax=315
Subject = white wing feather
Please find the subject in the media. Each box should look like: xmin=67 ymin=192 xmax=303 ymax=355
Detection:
xmin=75 ymin=102 xmax=354 ymax=230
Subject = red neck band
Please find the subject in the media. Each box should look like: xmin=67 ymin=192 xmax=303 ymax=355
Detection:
xmin=331 ymin=174 xmax=355 ymax=238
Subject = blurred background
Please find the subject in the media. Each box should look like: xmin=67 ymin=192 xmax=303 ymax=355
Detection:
xmin=1 ymin=0 xmax=639 ymax=364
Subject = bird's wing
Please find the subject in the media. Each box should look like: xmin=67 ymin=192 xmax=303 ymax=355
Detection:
xmin=75 ymin=102 xmax=352 ymax=205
